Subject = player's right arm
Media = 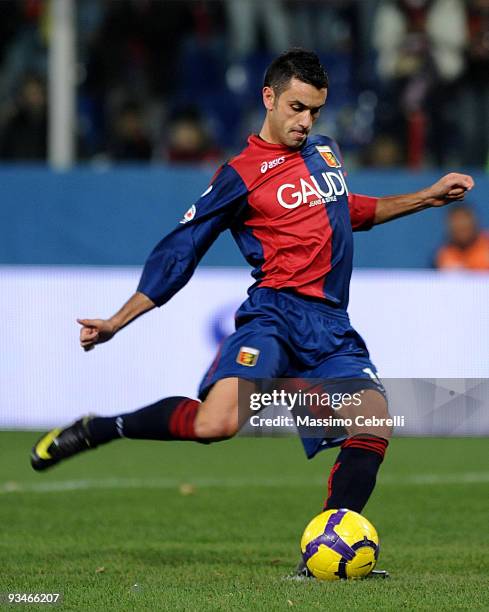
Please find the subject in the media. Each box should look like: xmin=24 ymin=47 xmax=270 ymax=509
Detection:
xmin=77 ymin=292 xmax=155 ymax=351
xmin=78 ymin=164 xmax=247 ymax=351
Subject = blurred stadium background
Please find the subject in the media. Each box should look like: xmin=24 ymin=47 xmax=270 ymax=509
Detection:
xmin=1 ymin=2 xmax=489 ymax=608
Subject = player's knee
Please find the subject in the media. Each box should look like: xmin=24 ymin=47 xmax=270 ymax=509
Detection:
xmin=345 ymin=421 xmax=393 ymax=442
xmin=193 ymin=415 xmax=238 ymax=440
xmin=349 ymin=423 xmax=392 ymax=441
xmin=380 ymin=422 xmax=393 ymax=440
xmin=350 ymin=389 xmax=393 ymax=439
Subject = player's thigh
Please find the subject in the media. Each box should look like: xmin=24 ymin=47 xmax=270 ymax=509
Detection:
xmin=337 ymin=389 xmax=392 ymax=440
xmin=308 ymin=352 xmax=391 ymax=439
xmin=194 ymin=377 xmax=256 ymax=439
xmin=199 ymin=329 xmax=289 ymax=397
xmin=196 ymin=328 xmax=290 ymax=441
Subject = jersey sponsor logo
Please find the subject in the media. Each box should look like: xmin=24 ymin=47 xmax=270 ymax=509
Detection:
xmin=236 ymin=346 xmax=260 ymax=367
xmin=276 ymin=172 xmax=349 ymax=209
xmin=316 ymin=145 xmax=341 ymax=168
xmin=200 ymin=185 xmax=213 ymax=197
xmin=260 ymin=155 xmax=285 ymax=174
xmin=179 ymin=204 xmax=196 ymax=224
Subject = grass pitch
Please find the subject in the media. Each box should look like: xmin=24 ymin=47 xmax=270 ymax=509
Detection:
xmin=0 ymin=434 xmax=488 ymax=611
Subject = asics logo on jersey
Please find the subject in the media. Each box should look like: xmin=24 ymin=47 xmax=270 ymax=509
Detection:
xmin=260 ymin=156 xmax=285 ymax=174
xmin=276 ymin=172 xmax=349 ymax=209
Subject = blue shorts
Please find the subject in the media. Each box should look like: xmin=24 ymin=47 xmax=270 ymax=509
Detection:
xmin=198 ymin=288 xmax=385 ymax=459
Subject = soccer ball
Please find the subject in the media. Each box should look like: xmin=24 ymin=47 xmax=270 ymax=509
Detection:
xmin=300 ymin=508 xmax=379 ymax=580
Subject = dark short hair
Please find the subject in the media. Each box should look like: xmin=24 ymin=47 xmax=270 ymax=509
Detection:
xmin=264 ymin=48 xmax=329 ymax=96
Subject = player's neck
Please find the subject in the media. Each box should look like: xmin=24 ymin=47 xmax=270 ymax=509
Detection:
xmin=259 ymin=120 xmax=283 ymax=147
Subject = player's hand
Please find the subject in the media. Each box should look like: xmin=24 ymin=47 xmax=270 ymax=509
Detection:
xmin=77 ymin=318 xmax=117 ymax=351
xmin=425 ymin=173 xmax=474 ymax=207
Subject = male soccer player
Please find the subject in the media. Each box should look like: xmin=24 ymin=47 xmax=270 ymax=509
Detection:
xmin=31 ymin=49 xmax=473 ymax=576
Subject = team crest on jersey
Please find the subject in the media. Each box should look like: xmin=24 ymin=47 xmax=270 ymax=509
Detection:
xmin=316 ymin=146 xmax=341 ymax=168
xmin=236 ymin=346 xmax=260 ymax=367
xmin=179 ymin=204 xmax=196 ymax=224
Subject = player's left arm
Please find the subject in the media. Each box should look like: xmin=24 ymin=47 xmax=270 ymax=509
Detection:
xmin=372 ymin=173 xmax=475 ymax=225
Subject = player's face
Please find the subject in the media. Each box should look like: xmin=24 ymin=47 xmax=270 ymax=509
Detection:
xmin=263 ymin=77 xmax=327 ymax=148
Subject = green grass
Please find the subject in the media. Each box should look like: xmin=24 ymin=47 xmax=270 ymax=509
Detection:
xmin=0 ymin=434 xmax=488 ymax=610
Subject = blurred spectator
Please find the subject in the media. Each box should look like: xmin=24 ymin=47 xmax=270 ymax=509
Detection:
xmin=0 ymin=74 xmax=46 ymax=160
xmin=2 ymin=0 xmax=489 ymax=167
xmin=84 ymin=1 xmax=191 ymax=98
xmin=225 ymin=0 xmax=290 ymax=57
xmin=0 ymin=0 xmax=48 ymax=105
xmin=435 ymin=205 xmax=489 ymax=270
xmin=108 ymin=103 xmax=152 ymax=162
xmin=289 ymin=0 xmax=355 ymax=53
xmin=164 ymin=109 xmax=221 ymax=164
xmin=0 ymin=1 xmax=22 ymax=68
xmin=372 ymin=0 xmax=467 ymax=167
xmin=362 ymin=134 xmax=404 ymax=167
xmin=459 ymin=0 xmax=489 ymax=167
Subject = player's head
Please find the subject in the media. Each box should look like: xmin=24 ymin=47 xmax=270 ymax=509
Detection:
xmin=262 ymin=49 xmax=328 ymax=148
xmin=447 ymin=205 xmax=478 ymax=248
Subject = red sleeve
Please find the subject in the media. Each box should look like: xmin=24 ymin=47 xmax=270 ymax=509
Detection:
xmin=348 ymin=193 xmax=378 ymax=232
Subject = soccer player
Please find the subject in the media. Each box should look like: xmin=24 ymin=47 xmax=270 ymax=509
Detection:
xmin=31 ymin=49 xmax=473 ymax=577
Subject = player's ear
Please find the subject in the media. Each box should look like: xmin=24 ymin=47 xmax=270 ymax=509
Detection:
xmin=262 ymin=86 xmax=275 ymax=111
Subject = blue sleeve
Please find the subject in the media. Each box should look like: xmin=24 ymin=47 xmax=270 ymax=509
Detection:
xmin=137 ymin=163 xmax=247 ymax=306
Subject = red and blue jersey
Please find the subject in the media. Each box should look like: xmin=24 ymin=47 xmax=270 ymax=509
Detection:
xmin=138 ymin=134 xmax=377 ymax=311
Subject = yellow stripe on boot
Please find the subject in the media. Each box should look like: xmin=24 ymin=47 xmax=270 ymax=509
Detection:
xmin=34 ymin=428 xmax=62 ymax=460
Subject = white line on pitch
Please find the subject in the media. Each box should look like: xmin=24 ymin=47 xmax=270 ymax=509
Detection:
xmin=1 ymin=472 xmax=489 ymax=495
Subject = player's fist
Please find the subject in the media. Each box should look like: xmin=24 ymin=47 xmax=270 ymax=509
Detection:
xmin=426 ymin=173 xmax=474 ymax=207
xmin=77 ymin=318 xmax=117 ymax=351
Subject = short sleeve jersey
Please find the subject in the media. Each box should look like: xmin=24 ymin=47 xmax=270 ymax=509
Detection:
xmin=138 ymin=134 xmax=377 ymax=311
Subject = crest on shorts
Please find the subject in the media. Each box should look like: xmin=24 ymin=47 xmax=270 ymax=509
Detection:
xmin=316 ymin=146 xmax=341 ymax=168
xmin=236 ymin=346 xmax=260 ymax=367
